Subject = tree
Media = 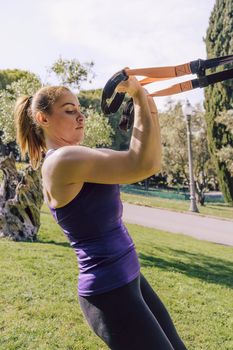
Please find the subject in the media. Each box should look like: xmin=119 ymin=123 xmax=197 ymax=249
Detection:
xmin=78 ymin=89 xmax=113 ymax=148
xmin=0 ymin=74 xmax=42 ymax=145
xmin=49 ymin=57 xmax=94 ymax=90
xmin=215 ymin=110 xmax=233 ymax=175
xmin=81 ymin=108 xmax=114 ymax=148
xmin=49 ymin=59 xmax=118 ymax=149
xmin=0 ymin=69 xmax=37 ymax=90
xmin=204 ymin=0 xmax=233 ymax=205
xmin=0 ymin=73 xmax=43 ymax=240
xmin=0 ymin=70 xmax=41 ymax=157
xmin=78 ymin=88 xmax=102 ymax=112
xmin=78 ymin=89 xmax=131 ymax=151
xmin=160 ymin=102 xmax=188 ymax=186
xmin=0 ymin=60 xmax=114 ymax=151
xmin=159 ymin=100 xmax=217 ymax=205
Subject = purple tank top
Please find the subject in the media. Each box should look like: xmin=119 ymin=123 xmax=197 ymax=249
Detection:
xmin=44 ymin=149 xmax=140 ymax=296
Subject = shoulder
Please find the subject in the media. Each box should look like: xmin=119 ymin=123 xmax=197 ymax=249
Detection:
xmin=41 ymin=148 xmax=64 ymax=183
xmin=42 ymin=146 xmax=77 ymax=168
xmin=41 ymin=146 xmax=87 ymax=184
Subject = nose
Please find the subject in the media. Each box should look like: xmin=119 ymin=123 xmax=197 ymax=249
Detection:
xmin=77 ymin=112 xmax=85 ymax=121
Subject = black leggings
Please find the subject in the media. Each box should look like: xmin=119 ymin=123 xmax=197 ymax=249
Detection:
xmin=78 ymin=274 xmax=188 ymax=350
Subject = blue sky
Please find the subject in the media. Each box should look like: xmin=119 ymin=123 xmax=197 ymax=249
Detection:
xmin=0 ymin=0 xmax=216 ymax=110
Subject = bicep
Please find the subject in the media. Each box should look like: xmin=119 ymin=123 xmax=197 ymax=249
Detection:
xmin=53 ymin=145 xmax=150 ymax=185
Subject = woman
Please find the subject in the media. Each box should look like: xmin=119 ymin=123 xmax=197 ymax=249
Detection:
xmin=14 ymin=75 xmax=188 ymax=350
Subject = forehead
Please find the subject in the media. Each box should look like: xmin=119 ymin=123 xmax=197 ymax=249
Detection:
xmin=57 ymin=91 xmax=79 ymax=107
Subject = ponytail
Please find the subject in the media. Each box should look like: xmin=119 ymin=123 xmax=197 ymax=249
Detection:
xmin=14 ymin=86 xmax=70 ymax=170
xmin=14 ymin=96 xmax=46 ymax=170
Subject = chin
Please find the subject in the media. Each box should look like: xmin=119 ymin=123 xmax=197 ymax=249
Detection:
xmin=75 ymin=138 xmax=84 ymax=145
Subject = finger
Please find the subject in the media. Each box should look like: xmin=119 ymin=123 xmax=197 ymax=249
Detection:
xmin=116 ymin=80 xmax=129 ymax=93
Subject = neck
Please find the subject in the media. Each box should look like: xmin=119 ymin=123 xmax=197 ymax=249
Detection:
xmin=45 ymin=137 xmax=78 ymax=150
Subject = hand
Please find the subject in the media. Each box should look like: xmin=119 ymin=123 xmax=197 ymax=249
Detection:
xmin=116 ymin=68 xmax=144 ymax=98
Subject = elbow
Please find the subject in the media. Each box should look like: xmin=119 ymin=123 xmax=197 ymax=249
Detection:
xmin=148 ymin=153 xmax=162 ymax=175
xmin=130 ymin=151 xmax=162 ymax=178
xmin=148 ymin=152 xmax=162 ymax=174
xmin=153 ymin=164 xmax=162 ymax=175
xmin=152 ymin=151 xmax=162 ymax=174
xmin=131 ymin=162 xmax=161 ymax=183
xmin=153 ymin=157 xmax=162 ymax=174
xmin=147 ymin=162 xmax=162 ymax=177
xmin=141 ymin=160 xmax=162 ymax=178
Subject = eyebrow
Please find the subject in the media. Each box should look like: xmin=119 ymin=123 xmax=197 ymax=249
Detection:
xmin=60 ymin=102 xmax=80 ymax=108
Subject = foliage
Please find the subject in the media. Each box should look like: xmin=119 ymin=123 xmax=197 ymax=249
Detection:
xmin=217 ymin=145 xmax=233 ymax=174
xmin=108 ymin=101 xmax=133 ymax=151
xmin=159 ymin=100 xmax=217 ymax=204
xmin=81 ymin=108 xmax=114 ymax=148
xmin=215 ymin=109 xmax=233 ymax=135
xmin=0 ymin=69 xmax=38 ymax=91
xmin=78 ymin=88 xmax=102 ymax=112
xmin=204 ymin=0 xmax=233 ymax=204
xmin=48 ymin=59 xmax=118 ymax=149
xmin=49 ymin=57 xmax=94 ymax=90
xmin=0 ymin=60 xmax=115 ymax=153
xmin=68 ymin=88 xmax=116 ymax=149
xmin=215 ymin=109 xmax=233 ymax=174
xmin=79 ymin=89 xmax=131 ymax=151
xmin=160 ymin=101 xmax=187 ymax=184
xmin=0 ymin=74 xmax=42 ymax=144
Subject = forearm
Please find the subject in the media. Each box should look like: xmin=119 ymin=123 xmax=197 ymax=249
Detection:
xmin=129 ymin=88 xmax=161 ymax=174
xmin=146 ymin=94 xmax=162 ymax=172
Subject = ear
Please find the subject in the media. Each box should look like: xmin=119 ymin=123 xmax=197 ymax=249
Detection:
xmin=35 ymin=112 xmax=49 ymax=127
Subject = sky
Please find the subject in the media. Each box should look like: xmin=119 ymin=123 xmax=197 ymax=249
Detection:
xmin=0 ymin=0 xmax=216 ymax=110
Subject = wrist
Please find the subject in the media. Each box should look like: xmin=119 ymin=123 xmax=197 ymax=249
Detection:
xmin=132 ymin=86 xmax=147 ymax=101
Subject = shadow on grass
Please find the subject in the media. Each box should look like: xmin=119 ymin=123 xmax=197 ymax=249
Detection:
xmin=208 ymin=203 xmax=232 ymax=208
xmin=206 ymin=205 xmax=233 ymax=213
xmin=139 ymin=248 xmax=233 ymax=289
xmin=22 ymin=239 xmax=71 ymax=249
xmin=38 ymin=240 xmax=71 ymax=248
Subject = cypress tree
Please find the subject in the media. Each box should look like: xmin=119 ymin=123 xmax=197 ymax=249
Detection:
xmin=204 ymin=0 xmax=233 ymax=204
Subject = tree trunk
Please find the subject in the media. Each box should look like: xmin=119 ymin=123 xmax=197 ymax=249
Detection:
xmin=0 ymin=152 xmax=43 ymax=241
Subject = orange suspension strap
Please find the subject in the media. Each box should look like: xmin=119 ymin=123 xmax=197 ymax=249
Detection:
xmin=101 ymin=55 xmax=233 ymax=130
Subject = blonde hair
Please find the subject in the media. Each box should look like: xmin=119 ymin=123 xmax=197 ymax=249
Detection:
xmin=14 ymin=86 xmax=70 ymax=170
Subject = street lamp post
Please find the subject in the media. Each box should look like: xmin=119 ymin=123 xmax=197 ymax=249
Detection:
xmin=182 ymin=100 xmax=199 ymax=213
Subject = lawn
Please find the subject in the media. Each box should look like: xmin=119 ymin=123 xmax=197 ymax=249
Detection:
xmin=120 ymin=191 xmax=233 ymax=220
xmin=0 ymin=203 xmax=232 ymax=350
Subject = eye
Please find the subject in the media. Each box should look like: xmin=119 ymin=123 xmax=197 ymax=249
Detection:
xmin=66 ymin=110 xmax=77 ymax=114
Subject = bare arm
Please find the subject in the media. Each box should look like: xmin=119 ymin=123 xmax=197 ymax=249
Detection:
xmin=49 ymin=75 xmax=161 ymax=185
xmin=145 ymin=92 xmax=162 ymax=172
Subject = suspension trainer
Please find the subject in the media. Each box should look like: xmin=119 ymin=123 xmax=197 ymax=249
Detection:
xmin=101 ymin=54 xmax=233 ymax=131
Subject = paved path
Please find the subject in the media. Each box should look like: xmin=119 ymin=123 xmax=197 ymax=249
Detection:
xmin=122 ymin=203 xmax=233 ymax=246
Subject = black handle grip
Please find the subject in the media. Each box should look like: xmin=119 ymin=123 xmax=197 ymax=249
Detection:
xmin=101 ymin=70 xmax=129 ymax=115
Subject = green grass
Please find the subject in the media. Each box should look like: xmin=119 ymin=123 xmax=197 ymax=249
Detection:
xmin=0 ymin=203 xmax=233 ymax=350
xmin=120 ymin=192 xmax=233 ymax=220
